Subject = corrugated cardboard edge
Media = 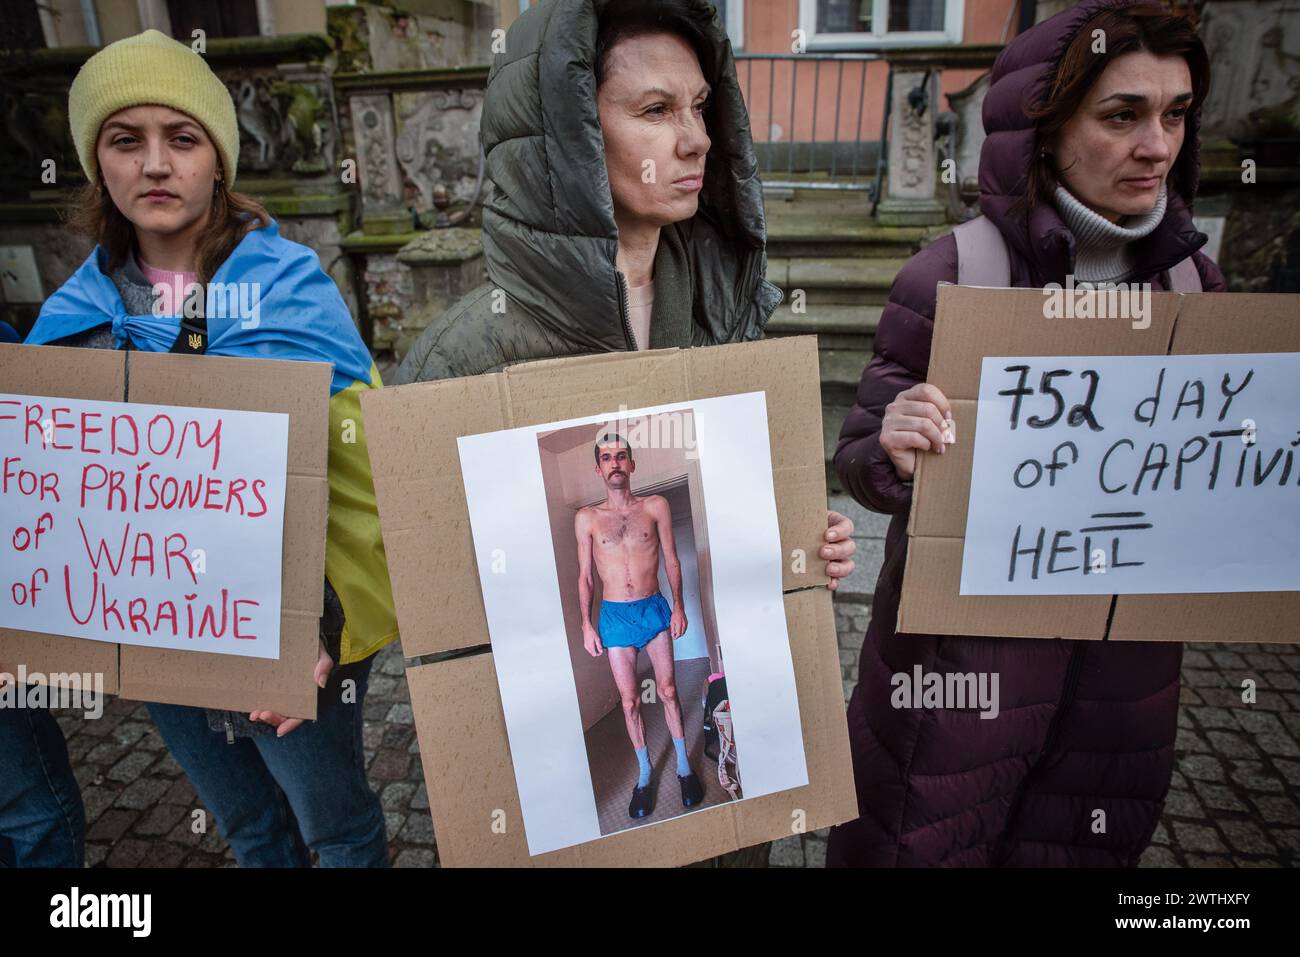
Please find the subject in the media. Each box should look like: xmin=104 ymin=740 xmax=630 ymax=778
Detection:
xmin=899 ymin=289 xmax=1300 ymax=642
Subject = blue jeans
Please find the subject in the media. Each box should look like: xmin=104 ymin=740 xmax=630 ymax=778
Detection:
xmin=0 ymin=706 xmax=85 ymax=868
xmin=147 ymin=655 xmax=388 ymax=868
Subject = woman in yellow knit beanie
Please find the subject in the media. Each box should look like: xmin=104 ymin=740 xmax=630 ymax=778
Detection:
xmin=63 ymin=29 xmax=268 ymax=285
xmin=18 ymin=29 xmax=399 ymax=868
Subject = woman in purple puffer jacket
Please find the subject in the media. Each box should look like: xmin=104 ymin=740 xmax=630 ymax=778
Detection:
xmin=828 ymin=0 xmax=1226 ymax=867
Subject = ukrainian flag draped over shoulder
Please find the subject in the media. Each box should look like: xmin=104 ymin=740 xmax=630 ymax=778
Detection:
xmin=28 ymin=220 xmax=399 ymax=664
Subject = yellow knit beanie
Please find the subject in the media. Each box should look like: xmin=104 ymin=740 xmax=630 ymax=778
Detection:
xmin=68 ymin=29 xmax=240 ymax=186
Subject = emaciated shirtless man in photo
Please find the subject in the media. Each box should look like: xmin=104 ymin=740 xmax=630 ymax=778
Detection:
xmin=575 ymin=433 xmax=704 ymax=819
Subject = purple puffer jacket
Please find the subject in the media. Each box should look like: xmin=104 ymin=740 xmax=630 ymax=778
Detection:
xmin=827 ymin=0 xmax=1227 ymax=867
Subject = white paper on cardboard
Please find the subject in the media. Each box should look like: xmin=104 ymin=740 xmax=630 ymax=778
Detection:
xmin=0 ymin=393 xmax=288 ymax=658
xmin=457 ymin=391 xmax=808 ymax=856
xmin=961 ymin=354 xmax=1300 ymax=596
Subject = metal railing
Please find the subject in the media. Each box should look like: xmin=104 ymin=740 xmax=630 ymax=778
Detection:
xmin=735 ymin=52 xmax=884 ymax=189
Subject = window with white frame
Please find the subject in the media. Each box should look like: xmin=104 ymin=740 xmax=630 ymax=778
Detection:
xmin=799 ymin=0 xmax=964 ymax=49
xmin=714 ymin=0 xmax=745 ymax=51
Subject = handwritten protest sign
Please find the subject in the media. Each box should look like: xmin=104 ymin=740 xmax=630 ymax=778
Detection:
xmin=961 ymin=353 xmax=1299 ymax=596
xmin=1 ymin=393 xmax=288 ymax=659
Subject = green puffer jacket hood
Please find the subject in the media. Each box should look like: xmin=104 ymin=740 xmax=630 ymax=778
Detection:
xmin=395 ymin=0 xmax=782 ymax=384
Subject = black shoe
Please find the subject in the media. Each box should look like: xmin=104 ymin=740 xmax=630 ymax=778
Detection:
xmin=678 ymin=771 xmax=704 ymax=808
xmin=629 ymin=783 xmax=655 ymax=819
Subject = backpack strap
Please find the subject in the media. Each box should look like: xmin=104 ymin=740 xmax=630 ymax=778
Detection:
xmin=955 ymin=216 xmax=1206 ymax=293
xmin=953 ymin=215 xmax=1012 ymax=288
xmin=1167 ymin=256 xmax=1203 ymax=293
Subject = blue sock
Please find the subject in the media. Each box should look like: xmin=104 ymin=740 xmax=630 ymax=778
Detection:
xmin=673 ymin=737 xmax=691 ymax=777
xmin=635 ymin=746 xmax=651 ymax=788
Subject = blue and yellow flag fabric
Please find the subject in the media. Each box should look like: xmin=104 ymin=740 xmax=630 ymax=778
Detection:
xmin=27 ymin=219 xmax=399 ymax=664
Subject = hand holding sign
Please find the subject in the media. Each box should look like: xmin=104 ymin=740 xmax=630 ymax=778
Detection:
xmin=822 ymin=509 xmax=856 ymax=591
xmin=249 ymin=639 xmax=335 ymax=736
xmin=881 ymin=383 xmax=956 ymax=480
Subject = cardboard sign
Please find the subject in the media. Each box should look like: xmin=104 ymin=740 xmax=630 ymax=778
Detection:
xmin=961 ymin=353 xmax=1299 ymax=595
xmin=458 ymin=392 xmax=807 ymax=855
xmin=1 ymin=393 xmax=288 ymax=658
xmin=0 ymin=344 xmax=330 ymax=717
xmin=363 ymin=337 xmax=858 ymax=866
xmin=900 ymin=287 xmax=1300 ymax=643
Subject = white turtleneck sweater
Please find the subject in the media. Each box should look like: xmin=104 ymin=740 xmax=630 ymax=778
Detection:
xmin=1053 ymin=183 xmax=1168 ymax=284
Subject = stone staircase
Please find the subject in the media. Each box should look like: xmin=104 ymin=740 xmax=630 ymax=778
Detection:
xmin=760 ymin=187 xmax=953 ymax=489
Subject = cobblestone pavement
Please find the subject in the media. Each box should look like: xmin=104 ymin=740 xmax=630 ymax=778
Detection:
xmin=55 ymin=495 xmax=1297 ymax=868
